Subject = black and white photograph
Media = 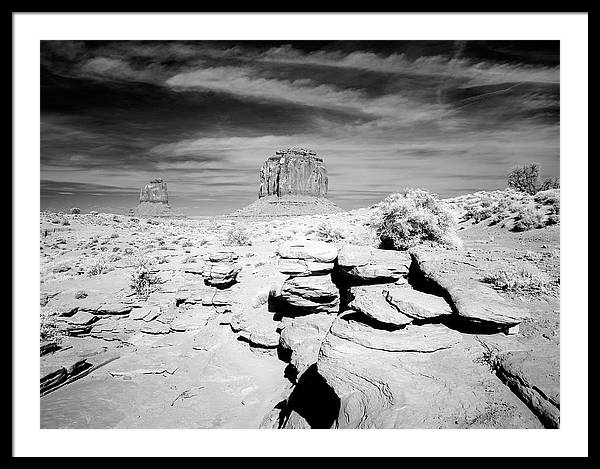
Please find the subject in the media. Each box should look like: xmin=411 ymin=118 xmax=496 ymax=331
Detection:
xmin=13 ymin=12 xmax=588 ymax=458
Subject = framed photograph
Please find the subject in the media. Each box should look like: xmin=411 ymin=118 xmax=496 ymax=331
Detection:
xmin=13 ymin=12 xmax=588 ymax=457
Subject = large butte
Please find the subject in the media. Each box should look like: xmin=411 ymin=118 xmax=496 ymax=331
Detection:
xmin=231 ymin=148 xmax=342 ymax=217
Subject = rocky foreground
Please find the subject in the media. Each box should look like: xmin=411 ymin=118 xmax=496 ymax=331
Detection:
xmin=39 ymin=193 xmax=559 ymax=429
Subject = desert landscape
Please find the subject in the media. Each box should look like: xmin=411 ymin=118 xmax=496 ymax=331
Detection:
xmin=39 ymin=147 xmax=560 ymax=429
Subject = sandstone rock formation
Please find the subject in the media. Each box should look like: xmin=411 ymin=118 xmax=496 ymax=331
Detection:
xmin=132 ymin=178 xmax=184 ymax=218
xmin=259 ymin=148 xmax=328 ymax=198
xmin=409 ymin=247 xmax=530 ymax=327
xmin=277 ymin=240 xmax=338 ymax=263
xmin=230 ymin=148 xmax=340 ymax=217
xmin=202 ymin=251 xmax=241 ymax=288
xmin=140 ymin=178 xmax=169 ymax=204
xmin=277 ymin=274 xmax=340 ymax=314
xmin=337 ymin=244 xmax=411 ymax=284
xmin=272 ymin=240 xmax=340 ymax=315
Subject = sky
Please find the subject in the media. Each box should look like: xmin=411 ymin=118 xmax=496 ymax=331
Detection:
xmin=40 ymin=40 xmax=559 ymax=216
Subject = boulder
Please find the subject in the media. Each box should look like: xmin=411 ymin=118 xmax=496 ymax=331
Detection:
xmin=258 ymin=148 xmax=328 ymax=198
xmin=409 ymin=247 xmax=529 ymax=326
xmin=277 ymin=274 xmax=340 ymax=314
xmin=203 ymin=254 xmax=241 ymax=288
xmin=382 ymin=285 xmax=453 ymax=321
xmin=277 ymin=240 xmax=338 ymax=263
xmin=229 ymin=308 xmax=280 ymax=349
xmin=348 ymin=285 xmax=413 ymax=327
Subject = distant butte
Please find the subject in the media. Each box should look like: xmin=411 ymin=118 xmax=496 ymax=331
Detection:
xmin=139 ymin=178 xmax=169 ymax=204
xmin=131 ymin=178 xmax=185 ymax=218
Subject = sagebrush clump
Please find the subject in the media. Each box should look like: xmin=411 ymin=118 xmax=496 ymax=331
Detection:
xmin=40 ymin=307 xmax=62 ymax=345
xmin=84 ymin=255 xmax=112 ymax=276
xmin=224 ymin=226 xmax=252 ymax=246
xmin=313 ymin=220 xmax=345 ymax=242
xmin=482 ymin=262 xmax=550 ymax=294
xmin=372 ymin=189 xmax=461 ymax=250
xmin=512 ymin=204 xmax=545 ymax=232
xmin=130 ymin=257 xmax=160 ymax=298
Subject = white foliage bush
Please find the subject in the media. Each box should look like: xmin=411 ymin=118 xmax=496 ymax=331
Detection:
xmin=372 ymin=189 xmax=461 ymax=250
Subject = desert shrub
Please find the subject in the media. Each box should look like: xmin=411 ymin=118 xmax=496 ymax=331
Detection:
xmin=482 ymin=262 xmax=550 ymax=294
xmin=534 ymin=189 xmax=560 ymax=213
xmin=512 ymin=205 xmax=545 ymax=232
xmin=84 ymin=255 xmax=112 ymax=276
xmin=372 ymin=188 xmax=460 ymax=250
xmin=494 ymin=198 xmax=513 ymax=214
xmin=129 ymin=257 xmax=160 ymax=298
xmin=252 ymin=289 xmax=270 ymax=308
xmin=40 ymin=307 xmax=62 ymax=345
xmin=539 ymin=177 xmax=560 ymax=191
xmin=545 ymin=214 xmax=560 ymax=226
xmin=313 ymin=220 xmax=345 ymax=242
xmin=225 ymin=226 xmax=252 ymax=246
xmin=465 ymin=204 xmax=495 ymax=223
xmin=473 ymin=339 xmax=501 ymax=371
xmin=507 ymin=163 xmax=540 ymax=195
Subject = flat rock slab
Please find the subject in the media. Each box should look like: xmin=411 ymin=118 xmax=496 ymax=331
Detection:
xmin=130 ymin=305 xmax=161 ymax=321
xmin=96 ymin=303 xmax=133 ymax=315
xmin=349 ymin=285 xmax=413 ymax=326
xmin=410 ymin=248 xmax=529 ymax=326
xmin=316 ymin=320 xmax=542 ymax=429
xmin=278 ymin=258 xmax=333 ymax=276
xmin=337 ymin=244 xmax=411 ymax=283
xmin=277 ymin=240 xmax=338 ymax=263
xmin=208 ymin=251 xmax=238 ymax=263
xmin=383 ymin=285 xmax=453 ymax=320
xmin=330 ymin=320 xmax=461 ymax=353
xmin=141 ymin=322 xmax=171 ymax=335
xmin=192 ymin=322 xmax=223 ymax=351
xmin=67 ymin=311 xmax=98 ymax=326
xmin=177 ymin=284 xmax=217 ymax=304
xmin=230 ymin=308 xmax=280 ymax=348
